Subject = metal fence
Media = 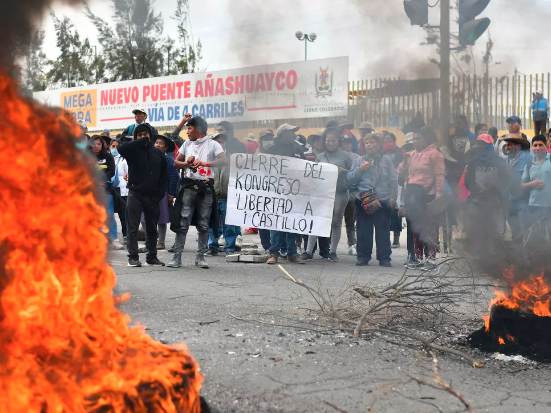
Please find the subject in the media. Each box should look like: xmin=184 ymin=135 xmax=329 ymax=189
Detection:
xmin=348 ymin=73 xmax=551 ymax=131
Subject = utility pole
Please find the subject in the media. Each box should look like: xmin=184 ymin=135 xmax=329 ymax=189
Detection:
xmin=440 ymin=0 xmax=451 ymax=142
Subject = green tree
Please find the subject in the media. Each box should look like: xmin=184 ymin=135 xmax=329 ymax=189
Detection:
xmin=170 ymin=0 xmax=202 ymax=75
xmin=47 ymin=13 xmax=104 ymax=88
xmin=18 ymin=30 xmax=49 ymax=92
xmin=85 ymin=0 xmax=166 ymax=81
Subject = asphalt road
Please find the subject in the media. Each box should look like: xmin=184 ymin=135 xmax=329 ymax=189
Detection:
xmin=112 ymin=229 xmax=551 ymax=413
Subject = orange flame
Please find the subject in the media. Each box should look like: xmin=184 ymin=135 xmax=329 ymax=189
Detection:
xmin=498 ymin=337 xmax=505 ymax=345
xmin=0 ymin=75 xmax=202 ymax=412
xmin=484 ymin=267 xmax=551 ymax=332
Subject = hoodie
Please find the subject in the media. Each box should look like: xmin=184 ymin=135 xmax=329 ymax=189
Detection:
xmin=397 ymin=144 xmax=445 ymax=196
xmin=118 ymin=124 xmax=168 ymax=202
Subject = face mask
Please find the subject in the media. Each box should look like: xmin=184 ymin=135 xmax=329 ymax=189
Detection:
xmin=261 ymin=141 xmax=274 ymax=150
xmin=76 ymin=141 xmax=88 ymax=151
xmin=387 ymin=153 xmax=396 ymax=160
xmin=111 ymin=149 xmax=119 ymax=156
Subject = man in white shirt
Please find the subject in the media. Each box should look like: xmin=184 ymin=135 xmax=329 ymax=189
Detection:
xmin=168 ymin=114 xmax=228 ymax=269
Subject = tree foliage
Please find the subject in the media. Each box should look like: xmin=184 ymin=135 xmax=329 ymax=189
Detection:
xmin=18 ymin=30 xmax=49 ymax=92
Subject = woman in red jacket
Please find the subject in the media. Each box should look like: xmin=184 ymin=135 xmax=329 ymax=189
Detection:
xmin=397 ymin=127 xmax=445 ymax=270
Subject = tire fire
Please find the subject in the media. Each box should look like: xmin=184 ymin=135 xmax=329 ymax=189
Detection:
xmin=0 ymin=76 xmax=202 ymax=412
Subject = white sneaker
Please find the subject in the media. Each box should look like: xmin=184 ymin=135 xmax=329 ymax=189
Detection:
xmin=110 ymin=239 xmax=124 ymax=250
xmin=236 ymin=235 xmax=243 ymax=248
xmin=348 ymin=245 xmax=357 ymax=256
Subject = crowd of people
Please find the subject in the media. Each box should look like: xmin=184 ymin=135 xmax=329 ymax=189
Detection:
xmin=78 ymin=104 xmax=551 ymax=270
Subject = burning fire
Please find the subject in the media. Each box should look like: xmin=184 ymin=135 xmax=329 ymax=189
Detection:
xmin=483 ymin=268 xmax=551 ymax=332
xmin=0 ymin=75 xmax=202 ymax=411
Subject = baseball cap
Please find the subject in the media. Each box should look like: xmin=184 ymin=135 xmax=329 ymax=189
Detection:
xmin=102 ymin=129 xmax=110 ymax=136
xmin=506 ymin=116 xmax=522 ymax=124
xmin=537 ymin=89 xmax=543 ymax=95
xmin=132 ymin=108 xmax=147 ymax=115
xmin=212 ymin=133 xmax=228 ymax=142
xmin=246 ymin=133 xmax=256 ymax=142
xmin=342 ymin=130 xmax=355 ymax=141
xmin=477 ymin=133 xmax=494 ymax=145
xmin=276 ymin=123 xmax=299 ymax=136
xmin=359 ymin=121 xmax=375 ymax=131
xmin=295 ymin=134 xmax=307 ymax=146
xmin=404 ymin=132 xmax=414 ymax=145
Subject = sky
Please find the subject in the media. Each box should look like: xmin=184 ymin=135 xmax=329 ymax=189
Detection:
xmin=40 ymin=0 xmax=550 ymax=82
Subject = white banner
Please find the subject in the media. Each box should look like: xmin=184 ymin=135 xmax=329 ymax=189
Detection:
xmin=33 ymin=57 xmax=348 ymax=131
xmin=226 ymin=154 xmax=337 ymax=237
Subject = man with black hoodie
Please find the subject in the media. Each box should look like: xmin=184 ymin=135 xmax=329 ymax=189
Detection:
xmin=119 ymin=124 xmax=168 ymax=267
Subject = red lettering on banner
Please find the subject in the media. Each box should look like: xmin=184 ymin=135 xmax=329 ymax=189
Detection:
xmin=275 ymin=71 xmax=286 ymax=91
xmin=160 ymin=83 xmax=167 ymax=101
xmin=195 ymin=81 xmax=204 ymax=98
xmin=175 ymin=82 xmax=183 ymax=99
xmin=205 ymin=74 xmax=214 ymax=97
xmin=143 ymin=86 xmax=151 ymax=102
xmin=287 ymin=70 xmax=298 ymax=89
xmin=225 ymin=77 xmax=234 ymax=95
xmin=184 ymin=81 xmax=191 ymax=98
xmin=131 ymin=86 xmax=139 ymax=102
xmin=215 ymin=78 xmax=225 ymax=96
xmin=151 ymin=85 xmax=159 ymax=101
xmin=234 ymin=76 xmax=244 ymax=94
xmin=255 ymin=74 xmax=266 ymax=92
xmin=117 ymin=88 xmax=123 ymax=104
xmin=100 ymin=90 xmax=108 ymax=106
xmin=245 ymin=74 xmax=255 ymax=93
xmin=265 ymin=72 xmax=275 ymax=91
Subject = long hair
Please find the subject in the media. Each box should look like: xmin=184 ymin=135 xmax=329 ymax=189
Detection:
xmin=323 ymin=127 xmax=342 ymax=149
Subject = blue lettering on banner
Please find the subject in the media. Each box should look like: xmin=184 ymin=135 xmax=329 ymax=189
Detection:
xmin=147 ymin=102 xmax=245 ymax=122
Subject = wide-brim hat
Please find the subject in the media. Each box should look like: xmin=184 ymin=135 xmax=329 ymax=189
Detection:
xmin=99 ymin=133 xmax=112 ymax=147
xmin=502 ymin=136 xmax=531 ymax=150
xmin=359 ymin=121 xmax=375 ymax=131
xmin=338 ymin=118 xmax=354 ymax=130
xmin=153 ymin=134 xmax=176 ymax=153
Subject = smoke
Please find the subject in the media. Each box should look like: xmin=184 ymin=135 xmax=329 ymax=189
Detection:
xmin=1 ymin=0 xmax=83 ymax=70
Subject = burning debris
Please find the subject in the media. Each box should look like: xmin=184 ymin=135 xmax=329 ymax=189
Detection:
xmin=469 ymin=268 xmax=551 ymax=362
xmin=0 ymin=75 xmax=203 ymax=411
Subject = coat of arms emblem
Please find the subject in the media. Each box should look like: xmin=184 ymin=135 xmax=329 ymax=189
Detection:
xmin=315 ymin=66 xmax=333 ymax=97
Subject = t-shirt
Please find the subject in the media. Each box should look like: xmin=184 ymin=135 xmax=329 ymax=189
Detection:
xmin=449 ymin=133 xmax=474 ymax=161
xmin=522 ymin=154 xmax=551 ymax=207
xmin=178 ymin=138 xmax=224 ymax=181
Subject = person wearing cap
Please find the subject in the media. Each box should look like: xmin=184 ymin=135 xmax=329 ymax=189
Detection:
xmin=502 ymin=134 xmax=532 ymax=245
xmin=118 ymin=123 xmax=168 ymax=268
xmin=348 ymin=133 xmax=398 ymax=267
xmin=103 ymin=129 xmax=111 ymax=138
xmin=357 ymin=121 xmax=375 ymax=156
xmin=522 ymin=135 xmax=551 ymax=256
xmin=300 ymin=128 xmax=353 ymax=263
xmin=76 ymin=120 xmax=89 ymax=151
xmin=205 ymin=133 xmax=241 ymax=256
xmin=448 ymin=115 xmax=476 ymax=164
xmin=305 ymin=131 xmax=325 ymax=162
xmin=463 ymin=133 xmax=521 ymax=259
xmin=168 ymin=114 xmax=228 ymax=269
xmin=531 ymin=90 xmax=549 ymax=136
xmin=266 ymin=123 xmax=306 ymax=265
xmin=341 ymin=131 xmax=361 ymax=255
xmin=258 ymin=130 xmax=275 ymax=154
xmin=398 ymin=128 xmax=445 ymax=270
xmin=338 ymin=119 xmax=359 ymax=154
xmin=495 ymin=116 xmax=529 ymax=159
xmin=245 ymin=133 xmax=259 ymax=154
xmin=122 ymin=108 xmax=159 ymax=137
xmin=294 ymin=134 xmax=309 ymax=156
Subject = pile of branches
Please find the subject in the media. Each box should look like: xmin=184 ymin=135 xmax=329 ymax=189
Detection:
xmin=231 ymin=257 xmax=493 ymax=367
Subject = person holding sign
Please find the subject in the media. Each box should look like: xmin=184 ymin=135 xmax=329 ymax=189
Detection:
xmin=347 ymin=133 xmax=398 ymax=267
xmin=266 ymin=123 xmax=306 ymax=265
xmin=168 ymin=114 xmax=228 ymax=269
xmin=300 ymin=128 xmax=353 ymax=263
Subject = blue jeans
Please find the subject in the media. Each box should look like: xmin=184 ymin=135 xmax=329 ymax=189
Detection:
xmin=208 ymin=201 xmax=239 ymax=253
xmin=106 ymin=194 xmax=117 ymax=240
xmin=356 ymin=200 xmax=392 ymax=263
xmin=270 ymin=231 xmax=298 ymax=258
xmin=259 ymin=229 xmax=271 ymax=251
xmin=270 ymin=230 xmax=287 ymax=255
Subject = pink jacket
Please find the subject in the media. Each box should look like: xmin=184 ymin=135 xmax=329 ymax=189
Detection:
xmin=397 ymin=144 xmax=445 ymax=196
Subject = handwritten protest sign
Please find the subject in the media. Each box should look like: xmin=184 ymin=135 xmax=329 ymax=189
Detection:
xmin=226 ymin=153 xmax=338 ymax=237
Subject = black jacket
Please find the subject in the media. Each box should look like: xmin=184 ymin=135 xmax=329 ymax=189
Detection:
xmin=119 ymin=125 xmax=168 ymax=202
xmin=267 ymin=139 xmax=306 ymax=160
xmin=227 ymin=136 xmax=246 ymax=155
